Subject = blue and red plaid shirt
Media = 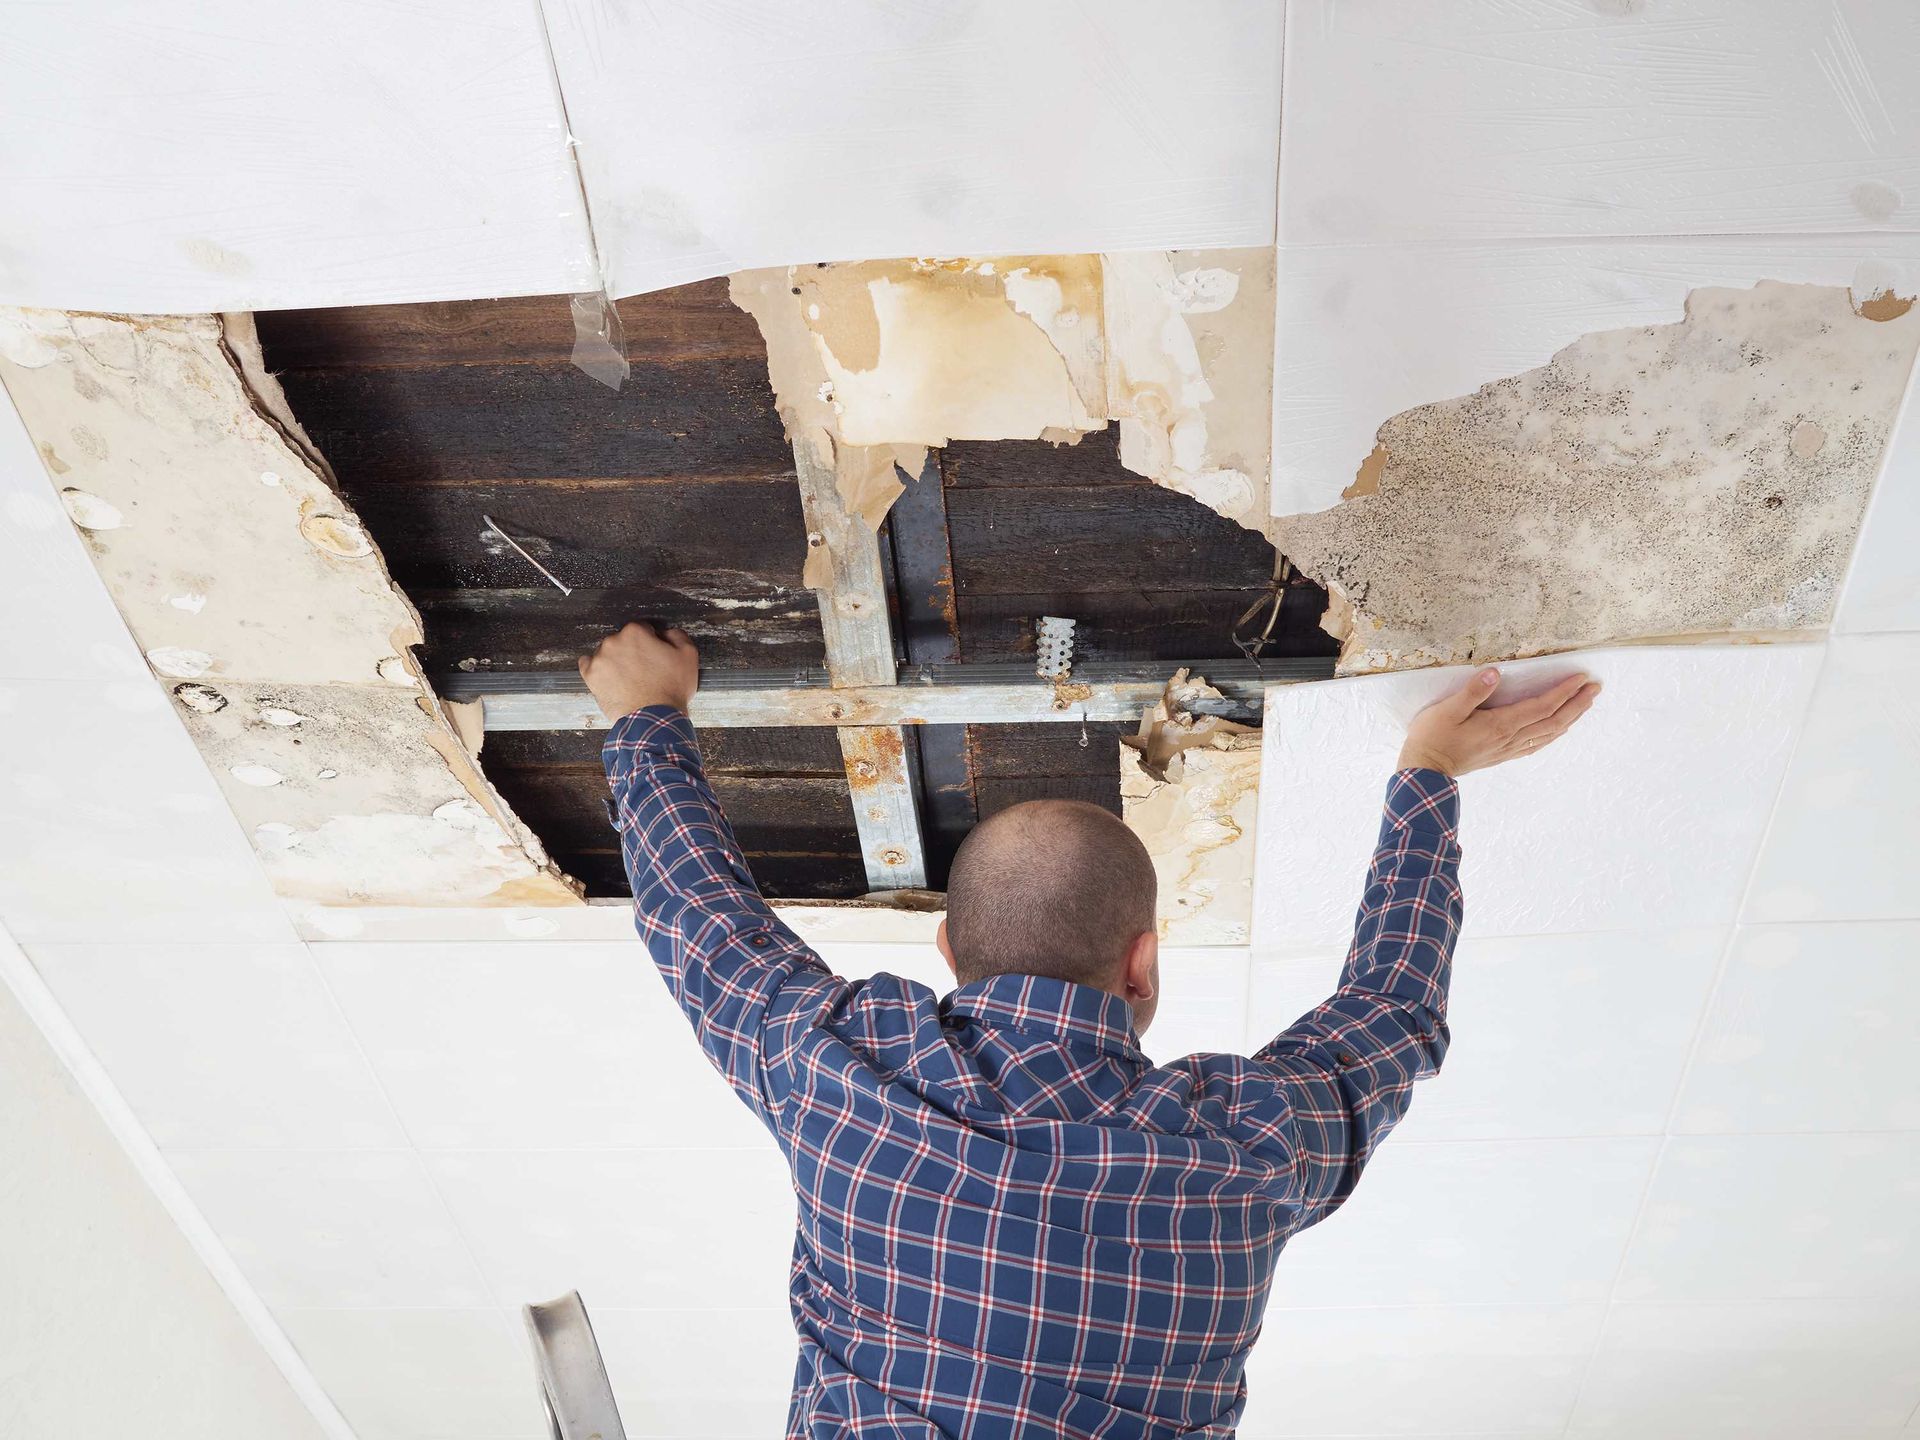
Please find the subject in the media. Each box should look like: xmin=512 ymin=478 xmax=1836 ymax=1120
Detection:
xmin=606 ymin=707 xmax=1461 ymax=1438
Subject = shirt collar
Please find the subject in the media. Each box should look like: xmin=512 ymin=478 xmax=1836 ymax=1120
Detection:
xmin=940 ymin=972 xmax=1143 ymax=1060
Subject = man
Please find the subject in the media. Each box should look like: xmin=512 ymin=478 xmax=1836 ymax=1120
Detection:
xmin=580 ymin=622 xmax=1599 ymax=1438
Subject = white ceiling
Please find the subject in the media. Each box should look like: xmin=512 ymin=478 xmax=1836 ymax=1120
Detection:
xmin=4 ymin=3 xmax=1920 ymax=1438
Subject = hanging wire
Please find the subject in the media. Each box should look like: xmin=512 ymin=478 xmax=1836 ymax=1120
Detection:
xmin=1231 ymin=559 xmax=1293 ymax=673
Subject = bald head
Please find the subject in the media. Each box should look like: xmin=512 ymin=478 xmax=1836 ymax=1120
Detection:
xmin=943 ymin=799 xmax=1157 ymax=988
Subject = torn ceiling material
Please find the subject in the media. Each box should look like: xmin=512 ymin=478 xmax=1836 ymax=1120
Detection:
xmin=1274 ymin=283 xmax=1920 ymax=674
xmin=730 ymin=249 xmax=1275 ymax=538
xmin=0 ymin=308 xmax=576 ymax=906
xmin=1120 ymin=671 xmax=1261 ymax=946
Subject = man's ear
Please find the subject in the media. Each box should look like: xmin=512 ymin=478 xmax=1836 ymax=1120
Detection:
xmin=1123 ymin=929 xmax=1158 ymax=1001
xmin=936 ymin=918 xmax=958 ymax=978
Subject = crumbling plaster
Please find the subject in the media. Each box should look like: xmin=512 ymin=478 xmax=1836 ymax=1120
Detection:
xmin=0 ymin=308 xmax=576 ymax=907
xmin=1276 ymin=282 xmax=1920 ymax=673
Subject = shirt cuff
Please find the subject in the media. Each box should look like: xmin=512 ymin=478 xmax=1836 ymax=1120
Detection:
xmin=1384 ymin=767 xmax=1461 ymax=836
xmin=601 ymin=705 xmax=699 ymax=780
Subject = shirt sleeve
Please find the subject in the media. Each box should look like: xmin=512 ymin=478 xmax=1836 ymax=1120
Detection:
xmin=1244 ymin=768 xmax=1461 ymax=1233
xmin=603 ymin=705 xmax=835 ymax=1125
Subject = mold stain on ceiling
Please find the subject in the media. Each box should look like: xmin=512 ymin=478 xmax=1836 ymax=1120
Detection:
xmin=1274 ymin=281 xmax=1920 ymax=674
xmin=0 ymin=307 xmax=577 ymax=906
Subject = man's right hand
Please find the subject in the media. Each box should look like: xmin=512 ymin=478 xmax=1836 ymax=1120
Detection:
xmin=579 ymin=622 xmax=700 ymax=723
xmin=1397 ymin=667 xmax=1600 ymax=777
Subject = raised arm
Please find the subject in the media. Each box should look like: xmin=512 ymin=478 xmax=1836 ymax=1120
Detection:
xmin=1247 ymin=667 xmax=1601 ymax=1233
xmin=583 ymin=623 xmax=833 ymax=1125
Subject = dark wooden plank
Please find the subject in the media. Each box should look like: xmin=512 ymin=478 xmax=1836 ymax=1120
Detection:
xmin=414 ymin=585 xmax=823 ymax=674
xmin=340 ymin=475 xmax=806 ymax=592
xmin=947 ymin=483 xmax=1275 ymax=596
xmin=555 ymin=847 xmax=868 ymax=901
xmin=975 ymin=776 xmax=1120 ymax=820
xmin=272 ymin=359 xmax=792 ymax=483
xmin=489 ymin=768 xmax=858 ymax=855
xmin=941 ymin=430 xmax=1145 ymax=489
xmin=969 ymin=722 xmax=1133 ymax=778
xmin=255 ymin=280 xmax=766 ymax=370
xmin=482 ymin=726 xmax=846 ymax=774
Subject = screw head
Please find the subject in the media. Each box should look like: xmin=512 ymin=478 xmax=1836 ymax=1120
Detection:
xmin=852 ymin=760 xmax=876 ymax=779
xmin=879 ymin=847 xmax=909 ymax=867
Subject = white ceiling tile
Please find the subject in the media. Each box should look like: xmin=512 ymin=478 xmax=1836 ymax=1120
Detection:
xmin=1745 ymin=634 xmax=1920 ymax=923
xmin=1269 ymin=1138 xmax=1657 ymax=1307
xmin=27 ymin=942 xmax=402 ymax=1150
xmin=0 ymin=678 xmax=292 ymax=944
xmin=424 ymin=1148 xmax=795 ymax=1311
xmin=1238 ymin=1304 xmax=1602 ymax=1437
xmin=543 ymin=0 xmax=1281 ymax=296
xmin=1674 ymin=922 xmax=1920 ymax=1134
xmin=1253 ymin=645 xmax=1822 ymax=955
xmin=1573 ymin=1301 xmax=1920 ymax=1433
xmin=0 ymin=386 xmax=143 ymax=681
xmin=1618 ymin=1134 xmax=1920 ymax=1304
xmin=0 ymin=1 xmax=596 ymax=312
xmin=1251 ymin=928 xmax=1726 ymax=1141
xmin=1277 ymin=1 xmax=1920 ymax=245
xmin=274 ymin=1307 xmax=545 ymax=1440
xmin=314 ymin=942 xmax=767 ymax=1152
xmin=1836 ymin=369 xmax=1920 ymax=635
xmin=164 ymin=1149 xmax=491 ymax=1309
xmin=1270 ymin=238 xmax=1920 ymax=516
xmin=589 ymin=1308 xmax=797 ymax=1438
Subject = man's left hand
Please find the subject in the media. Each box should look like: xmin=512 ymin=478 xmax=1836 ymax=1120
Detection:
xmin=579 ymin=622 xmax=700 ymax=722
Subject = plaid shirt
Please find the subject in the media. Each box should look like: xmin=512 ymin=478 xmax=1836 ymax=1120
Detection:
xmin=606 ymin=707 xmax=1461 ymax=1439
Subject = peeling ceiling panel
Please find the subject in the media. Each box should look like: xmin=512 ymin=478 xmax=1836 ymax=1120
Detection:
xmin=0 ymin=1 xmax=596 ymax=313
xmin=1271 ymin=238 xmax=1920 ymax=516
xmin=1279 ymin=0 xmax=1920 ymax=244
xmin=542 ymin=1 xmax=1282 ymax=297
xmin=1122 ymin=744 xmax=1260 ymax=946
xmin=1250 ymin=645 xmax=1823 ymax=956
xmin=734 ymin=250 xmax=1275 ymax=537
xmin=1276 ymin=283 xmax=1920 ymax=672
xmin=0 ymin=310 xmax=576 ymax=907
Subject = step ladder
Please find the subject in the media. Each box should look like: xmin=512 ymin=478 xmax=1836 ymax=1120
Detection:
xmin=523 ymin=1291 xmax=628 ymax=1440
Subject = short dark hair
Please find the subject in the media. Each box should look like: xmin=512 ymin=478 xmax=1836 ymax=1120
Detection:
xmin=944 ymin=799 xmax=1157 ymax=987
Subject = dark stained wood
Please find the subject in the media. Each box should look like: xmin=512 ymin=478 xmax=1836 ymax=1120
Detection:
xmin=942 ymin=430 xmax=1144 ymax=488
xmin=253 ymin=282 xmax=766 ymax=369
xmin=483 ymin=726 xmax=846 ymax=774
xmin=560 ymin=848 xmax=867 ymax=901
xmin=957 ymin=589 xmax=1323 ymax=665
xmin=272 ymin=359 xmax=792 ymax=484
xmin=975 ymin=776 xmax=1119 ymax=819
xmin=948 ymin=483 xmax=1275 ymax=595
xmin=969 ymin=721 xmax=1133 ymax=777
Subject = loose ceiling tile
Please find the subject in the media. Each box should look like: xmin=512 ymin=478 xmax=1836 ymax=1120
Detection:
xmin=0 ymin=1 xmax=595 ymax=312
xmin=1278 ymin=0 xmax=1920 ymax=244
xmin=1572 ymin=1301 xmax=1920 ymax=1434
xmin=1744 ymin=632 xmax=1920 ymax=923
xmin=1835 ymin=365 xmax=1920 ymax=633
xmin=732 ymin=249 xmax=1275 ymax=548
xmin=1271 ymin=238 xmax=1920 ymax=517
xmin=1672 ymin=922 xmax=1920 ymax=1135
xmin=1252 ymin=645 xmax=1822 ymax=954
xmin=0 ymin=309 xmax=576 ymax=908
xmin=1248 ymin=928 xmax=1726 ymax=1141
xmin=1275 ymin=283 xmax=1920 ymax=672
xmin=542 ymin=1 xmax=1281 ymax=297
xmin=1121 ymin=674 xmax=1263 ymax=946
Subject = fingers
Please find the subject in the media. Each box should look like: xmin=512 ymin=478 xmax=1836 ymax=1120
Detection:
xmin=1509 ymin=681 xmax=1602 ymax=754
xmin=1497 ymin=672 xmax=1594 ymax=731
xmin=661 ymin=625 xmax=694 ymax=651
xmin=1441 ymin=666 xmax=1503 ymax=719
